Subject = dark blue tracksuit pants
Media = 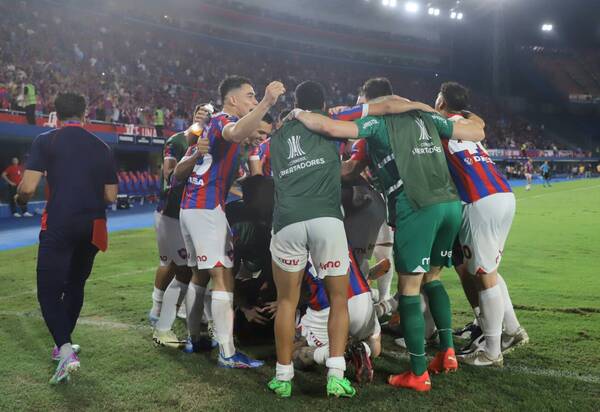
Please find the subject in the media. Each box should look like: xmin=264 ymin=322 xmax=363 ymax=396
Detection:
xmin=36 ymin=219 xmax=98 ymax=348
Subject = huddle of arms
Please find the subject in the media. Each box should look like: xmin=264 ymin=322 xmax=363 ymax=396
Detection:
xmin=288 ymin=96 xmax=485 ymax=142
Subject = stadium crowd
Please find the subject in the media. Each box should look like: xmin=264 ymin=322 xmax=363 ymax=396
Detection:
xmin=0 ymin=0 xmax=568 ymax=152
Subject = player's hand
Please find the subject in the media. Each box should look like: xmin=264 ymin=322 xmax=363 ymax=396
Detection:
xmin=194 ymin=137 xmax=210 ymax=156
xmin=246 ymin=129 xmax=263 ymax=147
xmin=262 ymin=301 xmax=278 ymax=319
xmin=328 ymin=106 xmax=350 ymax=116
xmin=14 ymin=193 xmax=26 ymax=207
xmin=194 ymin=105 xmax=211 ymax=125
xmin=263 ymin=81 xmax=286 ymax=107
xmin=285 ymin=108 xmax=305 ymax=122
xmin=8 ymin=181 xmax=16 ymax=187
xmin=243 ymin=306 xmax=269 ymax=325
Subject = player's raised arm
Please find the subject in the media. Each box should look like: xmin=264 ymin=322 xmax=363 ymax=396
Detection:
xmin=448 ymin=114 xmax=486 ymax=142
xmin=366 ymin=97 xmax=436 ymax=116
xmin=294 ymin=110 xmax=359 ymax=139
xmin=222 ymin=81 xmax=285 ymax=143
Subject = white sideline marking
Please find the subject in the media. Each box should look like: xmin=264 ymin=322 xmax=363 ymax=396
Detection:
xmin=517 ymin=184 xmax=600 ymax=201
xmin=0 ymin=310 xmax=139 ymax=330
xmin=1 ymin=311 xmax=599 ymax=385
xmin=0 ymin=267 xmax=153 ymax=301
xmin=384 ymin=350 xmax=600 ymax=384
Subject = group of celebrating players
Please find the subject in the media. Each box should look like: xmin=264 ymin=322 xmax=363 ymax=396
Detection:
xmin=147 ymin=74 xmax=529 ymax=398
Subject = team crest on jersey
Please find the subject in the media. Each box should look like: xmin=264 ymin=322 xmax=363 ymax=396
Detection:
xmin=287 ymin=135 xmax=306 ymax=159
xmin=190 ymin=154 xmax=213 ymax=185
xmin=416 ymin=118 xmax=432 ymax=141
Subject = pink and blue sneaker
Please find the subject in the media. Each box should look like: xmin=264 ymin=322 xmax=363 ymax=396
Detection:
xmin=52 ymin=344 xmax=80 ymax=362
xmin=217 ymin=351 xmax=264 ymax=368
xmin=49 ymin=352 xmax=80 ymax=385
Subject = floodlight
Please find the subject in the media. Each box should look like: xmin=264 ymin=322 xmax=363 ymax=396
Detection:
xmin=457 ymin=12 xmax=463 ymax=20
xmin=541 ymin=23 xmax=553 ymax=32
xmin=450 ymin=11 xmax=457 ymax=19
xmin=434 ymin=8 xmax=440 ymax=16
xmin=428 ymin=7 xmax=434 ymax=15
xmin=405 ymin=1 xmax=419 ymax=12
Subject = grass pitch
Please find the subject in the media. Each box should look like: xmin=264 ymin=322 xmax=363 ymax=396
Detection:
xmin=1 ymin=179 xmax=599 ymax=411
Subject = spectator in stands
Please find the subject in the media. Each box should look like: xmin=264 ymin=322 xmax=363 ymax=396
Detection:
xmin=2 ymin=157 xmax=31 ymax=217
xmin=20 ymin=79 xmax=37 ymax=125
xmin=154 ymin=106 xmax=165 ymax=137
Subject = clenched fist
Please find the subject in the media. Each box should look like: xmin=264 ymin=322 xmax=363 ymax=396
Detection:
xmin=262 ymin=81 xmax=285 ymax=107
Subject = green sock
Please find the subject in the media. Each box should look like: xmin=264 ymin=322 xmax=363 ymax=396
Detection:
xmin=423 ymin=280 xmax=454 ymax=350
xmin=399 ymin=295 xmax=427 ymax=376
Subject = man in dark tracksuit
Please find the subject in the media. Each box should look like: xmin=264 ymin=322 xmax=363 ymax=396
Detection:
xmin=16 ymin=93 xmax=118 ymax=384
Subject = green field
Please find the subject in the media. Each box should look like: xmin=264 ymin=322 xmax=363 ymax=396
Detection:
xmin=1 ymin=179 xmax=600 ymax=411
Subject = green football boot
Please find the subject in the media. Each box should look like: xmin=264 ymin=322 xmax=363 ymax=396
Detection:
xmin=267 ymin=377 xmax=292 ymax=398
xmin=326 ymin=376 xmax=356 ymax=398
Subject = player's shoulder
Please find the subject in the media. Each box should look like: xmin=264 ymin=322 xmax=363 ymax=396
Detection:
xmin=166 ymin=131 xmax=186 ymax=145
xmin=421 ymin=111 xmax=448 ymax=123
xmin=357 ymin=115 xmax=383 ymax=129
xmin=212 ymin=111 xmax=238 ymax=126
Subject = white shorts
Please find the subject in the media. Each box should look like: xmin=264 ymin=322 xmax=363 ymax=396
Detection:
xmin=344 ymin=190 xmax=386 ymax=275
xmin=375 ymin=223 xmax=394 ymax=246
xmin=179 ymin=206 xmax=234 ymax=269
xmin=270 ymin=217 xmax=349 ymax=278
xmin=459 ymin=192 xmax=515 ymax=275
xmin=154 ymin=211 xmax=188 ymax=266
xmin=300 ymin=292 xmax=380 ymax=348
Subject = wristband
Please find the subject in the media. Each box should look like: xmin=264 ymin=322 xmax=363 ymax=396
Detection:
xmin=362 ymin=104 xmax=369 ymax=118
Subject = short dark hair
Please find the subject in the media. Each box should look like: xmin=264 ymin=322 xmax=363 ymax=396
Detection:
xmin=219 ymin=75 xmax=253 ymax=102
xmin=295 ymin=81 xmax=326 ymax=111
xmin=262 ymin=113 xmax=274 ymax=124
xmin=440 ymin=82 xmax=470 ymax=112
xmin=362 ymin=77 xmax=393 ymax=100
xmin=55 ymin=93 xmax=86 ymax=120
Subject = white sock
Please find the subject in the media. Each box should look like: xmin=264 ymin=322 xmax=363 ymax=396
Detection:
xmin=150 ymin=287 xmax=164 ymax=318
xmin=212 ymin=291 xmax=235 ymax=358
xmin=59 ymin=343 xmax=74 ymax=359
xmin=313 ymin=345 xmax=329 ymax=365
xmin=276 ymin=362 xmax=294 ymax=381
xmin=361 ymin=341 xmax=372 ymax=357
xmin=478 ymin=285 xmax=503 ymax=357
xmin=326 ymin=356 xmax=346 ymax=379
xmin=497 ymin=274 xmax=521 ymax=334
xmin=203 ymin=289 xmax=213 ymax=323
xmin=421 ymin=293 xmax=437 ymax=339
xmin=176 ymin=286 xmax=187 ymax=307
xmin=374 ymin=245 xmax=394 ymax=301
xmin=155 ymin=279 xmax=188 ymax=331
xmin=185 ymin=283 xmax=206 ymax=340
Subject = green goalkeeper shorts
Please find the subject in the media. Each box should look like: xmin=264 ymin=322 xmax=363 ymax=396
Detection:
xmin=391 ymin=191 xmax=462 ymax=274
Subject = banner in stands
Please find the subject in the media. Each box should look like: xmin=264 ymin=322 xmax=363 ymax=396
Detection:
xmin=0 ymin=111 xmax=175 ymax=149
xmin=487 ymin=148 xmax=592 ymax=159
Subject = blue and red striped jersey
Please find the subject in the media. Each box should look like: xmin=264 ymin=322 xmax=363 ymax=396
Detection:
xmin=350 ymin=138 xmax=368 ymax=163
xmin=331 ymin=105 xmax=365 ymax=121
xmin=441 ymin=113 xmax=511 ymax=204
xmin=304 ymin=248 xmax=371 ymax=311
xmin=249 ymin=138 xmax=272 ymax=176
xmin=180 ymin=112 xmax=241 ymax=210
